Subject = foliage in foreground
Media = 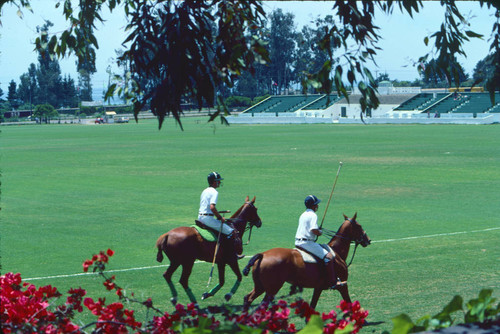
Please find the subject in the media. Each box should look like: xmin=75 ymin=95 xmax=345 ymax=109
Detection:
xmin=389 ymin=289 xmax=500 ymax=334
xmin=1 ymin=249 xmax=368 ymax=333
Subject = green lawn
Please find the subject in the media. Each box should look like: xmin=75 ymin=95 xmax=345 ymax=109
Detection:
xmin=1 ymin=119 xmax=499 ymax=332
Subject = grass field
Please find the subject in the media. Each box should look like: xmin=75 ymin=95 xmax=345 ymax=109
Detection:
xmin=1 ymin=119 xmax=499 ymax=333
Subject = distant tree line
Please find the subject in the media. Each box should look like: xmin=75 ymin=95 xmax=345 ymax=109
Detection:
xmin=1 ymin=2 xmax=499 ymax=125
xmin=0 ymin=21 xmax=95 ymax=118
xmin=221 ymin=8 xmax=495 ymax=109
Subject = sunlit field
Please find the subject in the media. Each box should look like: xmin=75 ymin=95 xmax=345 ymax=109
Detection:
xmin=1 ymin=119 xmax=499 ymax=333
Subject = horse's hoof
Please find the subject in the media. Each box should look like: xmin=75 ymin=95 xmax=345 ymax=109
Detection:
xmin=170 ymin=297 xmax=177 ymax=306
xmin=201 ymin=292 xmax=211 ymax=300
xmin=224 ymin=293 xmax=233 ymax=301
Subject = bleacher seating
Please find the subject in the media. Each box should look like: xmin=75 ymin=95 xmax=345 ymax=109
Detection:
xmin=454 ymin=93 xmax=500 ymax=113
xmin=394 ymin=93 xmax=449 ymax=111
xmin=424 ymin=94 xmax=467 ymax=114
xmin=241 ymin=92 xmax=500 ymax=118
xmin=303 ymin=95 xmax=341 ymax=110
xmin=422 ymin=93 xmax=500 ymax=115
xmin=394 ymin=93 xmax=433 ymax=110
xmin=243 ymin=97 xmax=280 ymax=114
xmin=243 ymin=95 xmax=321 ymax=114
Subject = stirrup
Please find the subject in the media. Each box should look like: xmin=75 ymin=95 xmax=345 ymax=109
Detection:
xmin=329 ymin=278 xmax=345 ymax=290
xmin=237 ymin=254 xmax=245 ymax=260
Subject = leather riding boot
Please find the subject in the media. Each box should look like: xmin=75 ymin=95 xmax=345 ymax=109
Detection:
xmin=324 ymin=258 xmax=340 ymax=289
xmin=234 ymin=236 xmax=244 ymax=259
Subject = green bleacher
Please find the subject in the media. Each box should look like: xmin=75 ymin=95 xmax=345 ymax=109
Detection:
xmin=452 ymin=93 xmax=500 ymax=113
xmin=302 ymin=95 xmax=341 ymax=110
xmin=394 ymin=93 xmax=447 ymax=110
xmin=243 ymin=95 xmax=324 ymax=114
xmin=243 ymin=96 xmax=282 ymax=113
xmin=424 ymin=94 xmax=464 ymax=114
xmin=423 ymin=92 xmax=500 ymax=114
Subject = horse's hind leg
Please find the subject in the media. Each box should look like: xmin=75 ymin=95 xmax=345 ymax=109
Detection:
xmin=163 ymin=261 xmax=180 ymax=305
xmin=179 ymin=261 xmax=197 ymax=304
xmin=243 ymin=270 xmax=265 ymax=308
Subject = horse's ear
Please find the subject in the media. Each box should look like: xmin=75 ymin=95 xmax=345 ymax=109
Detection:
xmin=245 ymin=195 xmax=249 ymax=202
xmin=251 ymin=196 xmax=256 ymax=203
xmin=343 ymin=213 xmax=348 ymax=220
xmin=353 ymin=212 xmax=357 ymax=220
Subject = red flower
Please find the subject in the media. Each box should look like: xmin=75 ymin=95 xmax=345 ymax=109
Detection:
xmin=143 ymin=298 xmax=153 ymax=308
xmin=103 ymin=280 xmax=116 ymax=290
xmin=106 ymin=248 xmax=115 ymax=256
xmin=82 ymin=259 xmax=94 ymax=272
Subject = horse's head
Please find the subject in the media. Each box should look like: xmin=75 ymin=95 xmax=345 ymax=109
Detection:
xmin=341 ymin=213 xmax=371 ymax=247
xmin=240 ymin=196 xmax=262 ymax=228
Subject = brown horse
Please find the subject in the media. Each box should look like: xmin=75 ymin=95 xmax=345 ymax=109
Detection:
xmin=156 ymin=196 xmax=261 ymax=305
xmin=242 ymin=213 xmax=370 ymax=309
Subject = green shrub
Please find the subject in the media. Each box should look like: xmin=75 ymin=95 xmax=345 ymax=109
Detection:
xmin=33 ymin=104 xmax=58 ymax=120
xmin=225 ymin=96 xmax=252 ymax=108
xmin=389 ymin=289 xmax=499 ymax=333
xmin=252 ymin=94 xmax=270 ymax=105
xmin=79 ymin=105 xmax=100 ymax=116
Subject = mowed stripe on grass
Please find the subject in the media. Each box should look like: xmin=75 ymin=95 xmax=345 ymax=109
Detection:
xmin=22 ymin=226 xmax=500 ymax=281
xmin=1 ymin=119 xmax=499 ymax=333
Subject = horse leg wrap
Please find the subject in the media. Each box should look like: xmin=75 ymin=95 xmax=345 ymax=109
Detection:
xmin=208 ymin=284 xmax=222 ymax=296
xmin=230 ymin=279 xmax=241 ymax=295
xmin=167 ymin=281 xmax=178 ymax=298
xmin=184 ymin=287 xmax=197 ymax=303
xmin=224 ymin=280 xmax=241 ymax=302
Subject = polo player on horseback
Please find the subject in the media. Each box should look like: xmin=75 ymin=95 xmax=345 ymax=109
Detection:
xmin=295 ymin=195 xmax=340 ymax=289
xmin=198 ymin=171 xmax=244 ymax=259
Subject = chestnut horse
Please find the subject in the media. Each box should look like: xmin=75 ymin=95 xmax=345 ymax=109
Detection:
xmin=243 ymin=213 xmax=370 ymax=309
xmin=156 ymin=196 xmax=261 ymax=305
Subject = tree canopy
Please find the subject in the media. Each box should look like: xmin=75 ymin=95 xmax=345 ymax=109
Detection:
xmin=2 ymin=0 xmax=500 ymax=128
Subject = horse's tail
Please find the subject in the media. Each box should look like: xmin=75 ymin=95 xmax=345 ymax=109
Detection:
xmin=156 ymin=233 xmax=168 ymax=263
xmin=243 ymin=253 xmax=263 ymax=276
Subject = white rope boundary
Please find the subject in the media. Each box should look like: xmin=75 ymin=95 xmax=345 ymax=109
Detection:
xmin=23 ymin=226 xmax=500 ymax=281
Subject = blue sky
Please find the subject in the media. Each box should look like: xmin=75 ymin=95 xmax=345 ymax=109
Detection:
xmin=0 ymin=1 xmax=496 ymax=98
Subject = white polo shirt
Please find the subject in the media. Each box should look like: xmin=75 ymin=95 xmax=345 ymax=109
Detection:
xmin=295 ymin=209 xmax=318 ymax=241
xmin=199 ymin=187 xmax=218 ymax=214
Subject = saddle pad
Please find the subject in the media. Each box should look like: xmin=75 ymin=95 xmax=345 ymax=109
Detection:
xmin=295 ymin=244 xmax=335 ymax=264
xmin=192 ymin=224 xmax=218 ymax=242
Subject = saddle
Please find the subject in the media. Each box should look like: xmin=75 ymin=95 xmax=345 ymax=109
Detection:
xmin=194 ymin=220 xmax=243 ymax=256
xmin=193 ymin=221 xmax=219 ymax=242
xmin=295 ymin=244 xmax=335 ymax=264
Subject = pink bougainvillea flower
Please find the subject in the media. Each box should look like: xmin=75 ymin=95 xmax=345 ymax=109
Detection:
xmin=82 ymin=259 xmax=93 ymax=272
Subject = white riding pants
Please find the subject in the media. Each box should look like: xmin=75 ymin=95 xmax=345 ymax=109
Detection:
xmin=295 ymin=240 xmax=330 ymax=260
xmin=198 ymin=215 xmax=234 ymax=235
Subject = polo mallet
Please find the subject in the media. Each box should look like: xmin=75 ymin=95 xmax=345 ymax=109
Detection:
xmin=206 ymin=210 xmax=230 ymax=287
xmin=317 ymin=162 xmax=343 ymax=238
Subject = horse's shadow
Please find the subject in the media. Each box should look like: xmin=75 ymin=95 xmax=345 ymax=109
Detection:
xmin=364 ymin=321 xmax=385 ymax=327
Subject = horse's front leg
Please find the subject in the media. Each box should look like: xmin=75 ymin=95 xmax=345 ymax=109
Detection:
xmin=310 ymin=288 xmax=323 ymax=309
xmin=337 ymin=284 xmax=351 ymax=303
xmin=201 ymin=262 xmax=226 ymax=300
xmin=224 ymin=260 xmax=242 ymax=301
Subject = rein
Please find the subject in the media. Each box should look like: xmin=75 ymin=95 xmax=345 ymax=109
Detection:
xmin=322 ymin=219 xmax=362 ymax=268
xmin=227 ymin=202 xmax=259 ymax=245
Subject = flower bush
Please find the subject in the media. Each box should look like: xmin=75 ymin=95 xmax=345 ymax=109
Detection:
xmin=1 ymin=249 xmax=369 ymax=333
xmin=389 ymin=289 xmax=500 ymax=333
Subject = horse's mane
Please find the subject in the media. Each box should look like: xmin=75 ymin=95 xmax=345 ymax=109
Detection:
xmin=230 ymin=203 xmax=245 ymax=219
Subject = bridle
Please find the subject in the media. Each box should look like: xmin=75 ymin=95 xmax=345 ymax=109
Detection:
xmin=323 ymin=218 xmax=369 ymax=267
xmin=227 ymin=201 xmax=261 ymax=244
